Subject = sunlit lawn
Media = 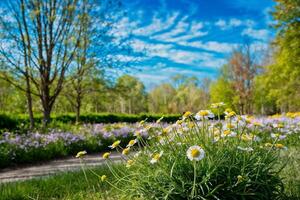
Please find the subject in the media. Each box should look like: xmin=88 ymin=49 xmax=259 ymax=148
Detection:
xmin=0 ymin=166 xmax=119 ymax=200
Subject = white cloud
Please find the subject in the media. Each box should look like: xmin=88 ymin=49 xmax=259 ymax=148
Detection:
xmin=131 ymin=39 xmax=225 ymax=68
xmin=133 ymin=12 xmax=180 ymax=36
xmin=113 ymin=9 xmax=240 ymax=69
xmin=241 ymin=28 xmax=269 ymax=40
xmin=215 ymin=18 xmax=255 ymax=30
xmin=215 ymin=19 xmax=227 ymax=29
xmin=151 ymin=18 xmax=208 ymax=44
xmin=114 ymin=55 xmax=146 ymax=62
xmin=178 ymin=41 xmax=236 ymax=53
xmin=151 ymin=15 xmax=189 ymax=40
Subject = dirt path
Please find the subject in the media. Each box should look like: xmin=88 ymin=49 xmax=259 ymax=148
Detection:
xmin=0 ymin=153 xmax=121 ymax=183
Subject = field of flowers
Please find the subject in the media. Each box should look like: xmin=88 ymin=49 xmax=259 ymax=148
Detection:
xmin=81 ymin=106 xmax=300 ymax=199
xmin=0 ymin=122 xmax=168 ymax=168
xmin=1 ymin=105 xmax=300 ymax=198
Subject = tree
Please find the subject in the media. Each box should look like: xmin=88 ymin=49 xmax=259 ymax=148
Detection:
xmin=0 ymin=0 xmax=87 ymax=127
xmin=228 ymin=44 xmax=257 ymax=114
xmin=148 ymin=83 xmax=176 ymax=113
xmin=64 ymin=0 xmax=96 ymax=123
xmin=210 ymin=42 xmax=258 ymax=115
xmin=266 ymin=0 xmax=300 ymax=111
xmin=210 ymin=78 xmax=236 ymax=110
xmin=114 ymin=75 xmax=147 ymax=114
xmin=253 ymin=0 xmax=300 ymax=113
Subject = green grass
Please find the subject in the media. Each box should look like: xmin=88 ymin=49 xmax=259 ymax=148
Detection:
xmin=0 ymin=166 xmax=118 ymax=200
xmin=1 ymin=154 xmax=300 ymax=200
xmin=279 ymin=147 xmax=300 ymax=199
xmin=1 ymin=148 xmax=299 ymax=200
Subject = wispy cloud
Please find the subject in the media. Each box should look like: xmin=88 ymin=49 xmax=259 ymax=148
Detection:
xmin=215 ymin=18 xmax=255 ymax=30
xmin=133 ymin=12 xmax=180 ymax=36
xmin=109 ymin=0 xmax=274 ymax=89
xmin=241 ymin=27 xmax=269 ymax=40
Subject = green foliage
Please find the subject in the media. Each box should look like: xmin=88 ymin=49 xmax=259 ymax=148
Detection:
xmin=0 ymin=113 xmax=181 ymax=131
xmin=0 ymin=114 xmax=18 ymax=131
xmin=210 ymin=78 xmax=236 ymax=110
xmin=252 ymin=0 xmax=300 ymax=113
xmin=114 ymin=75 xmax=148 ymax=114
xmin=148 ymin=75 xmax=210 ymax=113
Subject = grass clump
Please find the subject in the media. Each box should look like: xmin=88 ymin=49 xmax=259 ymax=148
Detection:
xmin=102 ymin=108 xmax=287 ymax=200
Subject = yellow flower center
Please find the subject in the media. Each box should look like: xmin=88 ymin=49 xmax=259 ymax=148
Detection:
xmin=128 ymin=140 xmax=136 ymax=146
xmin=112 ymin=140 xmax=121 ymax=148
xmin=103 ymin=152 xmax=110 ymax=159
xmin=223 ymin=130 xmax=231 ymax=136
xmin=228 ymin=111 xmax=236 ymax=117
xmin=226 ymin=123 xmax=234 ymax=129
xmin=127 ymin=159 xmax=134 ymax=165
xmin=275 ymin=143 xmax=284 ymax=149
xmin=191 ymin=149 xmax=200 ymax=158
xmin=153 ymin=153 xmax=161 ymax=160
xmin=183 ymin=111 xmax=192 ymax=118
xmin=101 ymin=175 xmax=107 ymax=182
xmin=122 ymin=148 xmax=130 ymax=155
xmin=199 ymin=110 xmax=208 ymax=116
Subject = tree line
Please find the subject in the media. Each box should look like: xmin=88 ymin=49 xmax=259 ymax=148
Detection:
xmin=0 ymin=0 xmax=299 ymax=128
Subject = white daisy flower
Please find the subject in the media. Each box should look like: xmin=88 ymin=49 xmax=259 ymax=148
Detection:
xmin=150 ymin=151 xmax=163 ymax=164
xmin=187 ymin=145 xmax=205 ymax=161
xmin=195 ymin=110 xmax=215 ymax=120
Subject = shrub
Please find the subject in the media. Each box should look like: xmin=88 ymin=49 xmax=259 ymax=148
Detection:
xmin=0 ymin=113 xmax=181 ymax=131
xmin=103 ymin=111 xmax=286 ymax=200
xmin=0 ymin=114 xmax=18 ymax=131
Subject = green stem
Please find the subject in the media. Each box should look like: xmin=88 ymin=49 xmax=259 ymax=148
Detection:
xmin=191 ymin=161 xmax=197 ymax=198
xmin=80 ymin=159 xmax=89 ymax=186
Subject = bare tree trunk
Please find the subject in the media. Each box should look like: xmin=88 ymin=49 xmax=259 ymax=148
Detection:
xmin=42 ymin=105 xmax=51 ymax=128
xmin=75 ymin=91 xmax=81 ymax=124
xmin=25 ymin=75 xmax=34 ymax=129
xmin=41 ymin=87 xmax=52 ymax=127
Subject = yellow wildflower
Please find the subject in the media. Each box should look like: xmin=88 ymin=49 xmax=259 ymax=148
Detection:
xmin=139 ymin=120 xmax=146 ymax=125
xmin=275 ymin=143 xmax=285 ymax=149
xmin=109 ymin=140 xmax=121 ymax=149
xmin=176 ymin=119 xmax=184 ymax=125
xmin=126 ymin=159 xmax=134 ymax=168
xmin=227 ymin=111 xmax=236 ymax=118
xmin=183 ymin=111 xmax=192 ymax=119
xmin=102 ymin=152 xmax=111 ymax=159
xmin=75 ymin=150 xmax=87 ymax=158
xmin=226 ymin=123 xmax=235 ymax=129
xmin=101 ymin=175 xmax=107 ymax=182
xmin=127 ymin=139 xmax=137 ymax=147
xmin=223 ymin=130 xmax=231 ymax=136
xmin=122 ymin=147 xmax=130 ymax=155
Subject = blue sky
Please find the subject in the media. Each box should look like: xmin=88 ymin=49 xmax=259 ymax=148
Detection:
xmin=112 ymin=0 xmax=276 ymax=90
